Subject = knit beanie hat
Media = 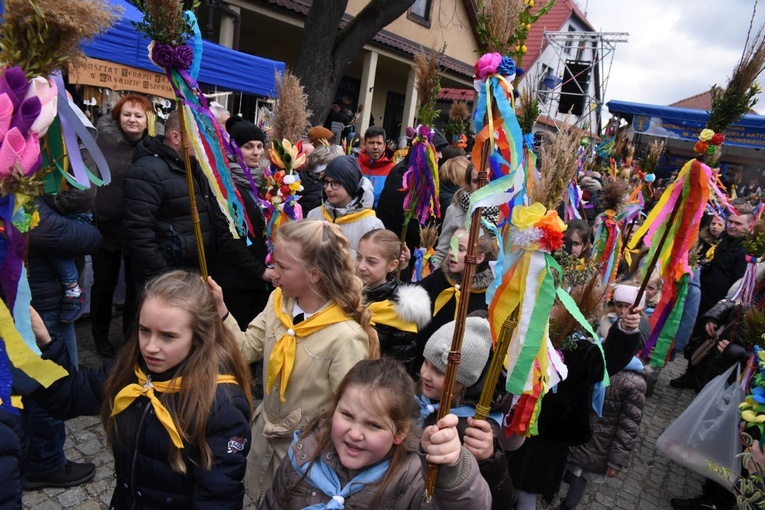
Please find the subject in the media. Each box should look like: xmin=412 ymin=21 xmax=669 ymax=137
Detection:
xmin=423 ymin=317 xmax=491 ymax=387
xmin=226 ymin=116 xmax=265 ymax=149
xmin=324 ymin=155 xmax=362 ymax=195
xmin=432 ymin=129 xmax=449 ymax=151
xmin=612 ymin=284 xmax=645 ymax=309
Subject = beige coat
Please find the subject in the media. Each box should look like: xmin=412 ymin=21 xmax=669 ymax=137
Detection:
xmin=224 ymin=291 xmax=370 ymax=504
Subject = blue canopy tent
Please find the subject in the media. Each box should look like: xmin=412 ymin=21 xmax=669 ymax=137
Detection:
xmin=606 ymin=99 xmax=765 ymax=150
xmin=0 ymin=0 xmax=285 ymax=97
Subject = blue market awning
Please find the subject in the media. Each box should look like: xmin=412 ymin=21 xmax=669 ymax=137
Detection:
xmin=606 ymin=99 xmax=765 ymax=149
xmin=0 ymin=0 xmax=285 ymax=97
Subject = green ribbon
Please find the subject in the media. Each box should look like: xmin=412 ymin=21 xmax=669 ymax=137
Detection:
xmin=556 ymin=286 xmax=610 ymax=388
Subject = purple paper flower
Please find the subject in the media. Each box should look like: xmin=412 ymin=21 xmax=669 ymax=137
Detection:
xmin=174 ymin=44 xmax=194 ymax=70
xmin=151 ymin=43 xmax=176 ymax=68
xmin=151 ymin=43 xmax=194 ymax=70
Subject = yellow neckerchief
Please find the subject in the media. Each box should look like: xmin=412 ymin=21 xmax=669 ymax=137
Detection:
xmin=269 ymin=288 xmax=351 ymax=402
xmin=705 ymin=243 xmax=717 ymax=262
xmin=433 ymin=284 xmax=461 ymax=320
xmin=433 ymin=281 xmax=488 ymax=319
xmin=111 ymin=365 xmax=238 ymax=448
xmin=321 ymin=204 xmax=376 ymax=225
xmin=368 ymin=300 xmax=418 ymax=333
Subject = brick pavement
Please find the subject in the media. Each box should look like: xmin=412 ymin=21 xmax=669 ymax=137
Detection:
xmin=22 ymin=316 xmax=706 ymax=509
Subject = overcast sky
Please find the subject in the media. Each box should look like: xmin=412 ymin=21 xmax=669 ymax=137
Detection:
xmin=581 ymin=0 xmax=765 ymax=112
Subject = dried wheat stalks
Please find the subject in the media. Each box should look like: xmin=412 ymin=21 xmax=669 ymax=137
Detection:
xmin=272 ymin=70 xmax=311 ymax=143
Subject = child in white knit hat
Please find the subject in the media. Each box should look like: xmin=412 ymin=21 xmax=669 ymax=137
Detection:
xmin=417 ymin=316 xmax=518 ymax=510
xmin=597 ymin=282 xmax=649 ymax=343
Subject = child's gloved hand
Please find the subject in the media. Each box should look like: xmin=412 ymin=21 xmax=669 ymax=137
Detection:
xmin=464 ymin=417 xmax=494 ymax=461
xmin=422 ymin=413 xmax=461 ymax=466
xmin=205 ymin=276 xmax=229 ymax=319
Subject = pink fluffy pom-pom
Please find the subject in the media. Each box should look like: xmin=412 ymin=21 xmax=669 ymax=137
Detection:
xmin=475 ymin=53 xmax=502 ymax=81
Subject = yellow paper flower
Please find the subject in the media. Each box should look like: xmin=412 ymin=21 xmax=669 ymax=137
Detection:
xmin=699 ymin=129 xmax=715 ymax=142
xmin=512 ymin=202 xmax=546 ymax=230
xmin=30 ymin=210 xmax=40 ymax=230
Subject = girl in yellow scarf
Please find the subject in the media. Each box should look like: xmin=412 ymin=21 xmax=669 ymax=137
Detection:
xmin=209 ymin=219 xmax=379 ymax=505
xmin=30 ymin=270 xmax=254 ymax=509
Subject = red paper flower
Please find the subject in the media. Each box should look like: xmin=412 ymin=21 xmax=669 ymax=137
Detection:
xmin=537 ymin=225 xmax=562 ymax=252
xmin=694 ymin=141 xmax=709 ymax=154
xmin=710 ymin=133 xmax=725 ymax=146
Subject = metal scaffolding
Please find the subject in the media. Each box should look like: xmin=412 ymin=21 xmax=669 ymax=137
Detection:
xmin=534 ymin=31 xmax=628 ymax=135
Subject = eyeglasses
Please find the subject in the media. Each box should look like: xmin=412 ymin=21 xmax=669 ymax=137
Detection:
xmin=322 ymin=179 xmax=341 ymax=190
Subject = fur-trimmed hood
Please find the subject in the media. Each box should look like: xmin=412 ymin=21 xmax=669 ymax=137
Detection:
xmin=365 ymin=279 xmax=432 ymax=330
xmin=442 ymin=259 xmax=495 ymax=291
xmin=393 ymin=283 xmax=432 ymax=329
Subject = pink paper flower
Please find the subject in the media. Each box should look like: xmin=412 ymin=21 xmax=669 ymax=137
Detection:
xmin=475 ymin=53 xmax=502 ymax=81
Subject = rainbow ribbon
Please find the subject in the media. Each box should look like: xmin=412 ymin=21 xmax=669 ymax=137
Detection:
xmin=628 ymin=159 xmax=711 ymax=367
xmin=592 ymin=210 xmax=622 ymax=290
xmin=402 ymin=129 xmax=440 ymax=225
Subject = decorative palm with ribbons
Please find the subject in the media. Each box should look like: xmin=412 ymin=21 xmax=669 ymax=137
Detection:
xmin=134 ymin=3 xmax=252 ymax=278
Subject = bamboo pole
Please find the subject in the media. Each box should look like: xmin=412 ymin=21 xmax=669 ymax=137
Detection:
xmin=177 ymin=100 xmax=208 ymax=279
xmin=423 ymin=138 xmax=490 ymax=500
xmin=474 ymin=305 xmax=520 ymax=421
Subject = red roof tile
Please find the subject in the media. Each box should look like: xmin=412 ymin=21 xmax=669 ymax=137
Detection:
xmin=669 ymin=88 xmax=720 ymax=110
xmin=439 ymin=87 xmax=475 ymax=102
xmin=523 ymin=0 xmax=594 ymax=73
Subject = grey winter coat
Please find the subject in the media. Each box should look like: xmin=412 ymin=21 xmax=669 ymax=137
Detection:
xmin=260 ymin=422 xmax=491 ymax=509
xmin=567 ymin=368 xmax=647 ymax=475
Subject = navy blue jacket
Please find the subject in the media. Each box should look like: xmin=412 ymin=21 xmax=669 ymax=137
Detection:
xmin=28 ymin=198 xmax=102 ymax=312
xmin=34 ymin=338 xmax=252 ymax=510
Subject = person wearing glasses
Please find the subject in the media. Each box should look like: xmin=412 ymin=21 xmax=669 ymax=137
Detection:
xmin=306 ymin=155 xmax=383 ymax=259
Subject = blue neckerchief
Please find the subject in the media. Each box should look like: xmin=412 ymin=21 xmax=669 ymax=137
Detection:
xmin=288 ymin=431 xmax=390 ymax=509
xmin=414 ymin=395 xmax=503 ymax=427
xmin=624 ymin=356 xmax=644 ymax=372
xmin=415 ymin=394 xmax=439 ymax=426
xmin=592 ymin=381 xmax=605 ymax=418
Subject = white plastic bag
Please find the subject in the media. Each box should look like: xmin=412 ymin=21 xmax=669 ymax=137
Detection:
xmin=657 ymin=364 xmax=744 ymax=489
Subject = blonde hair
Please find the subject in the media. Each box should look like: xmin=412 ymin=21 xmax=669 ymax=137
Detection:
xmin=359 ymin=229 xmax=401 ymax=264
xmin=277 ymin=220 xmax=380 ymax=358
xmin=102 ymin=270 xmax=253 ymax=474
xmin=439 ymin=155 xmax=470 ymax=187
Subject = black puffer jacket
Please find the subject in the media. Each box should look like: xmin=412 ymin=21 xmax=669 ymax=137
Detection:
xmin=92 ymin=115 xmax=145 ymax=251
xmin=416 ymin=263 xmax=494 ymax=353
xmin=297 ymin=169 xmax=323 ymax=214
xmin=567 ymin=367 xmax=646 ymax=475
xmin=364 ymin=279 xmax=431 ymax=376
xmin=121 ymin=136 xmax=217 ymax=285
xmin=0 ymin=407 xmax=22 ymax=509
xmin=34 ymin=337 xmax=252 ymax=510
xmin=28 ymin=198 xmax=102 ymax=312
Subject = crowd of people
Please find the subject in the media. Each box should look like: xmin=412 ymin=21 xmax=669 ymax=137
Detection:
xmin=6 ymin=92 xmax=765 ymax=510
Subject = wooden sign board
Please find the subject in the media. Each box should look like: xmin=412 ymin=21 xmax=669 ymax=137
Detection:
xmin=69 ymin=57 xmax=175 ymax=99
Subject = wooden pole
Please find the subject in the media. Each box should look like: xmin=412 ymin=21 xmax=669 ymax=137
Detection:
xmin=423 ymin=137 xmax=490 ymax=500
xmin=631 ymin=197 xmax=682 ymax=309
xmin=474 ymin=305 xmax=520 ymax=421
xmin=177 ymin=100 xmax=208 ymax=279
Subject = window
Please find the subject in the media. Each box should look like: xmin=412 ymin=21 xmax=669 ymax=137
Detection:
xmin=537 ymin=65 xmax=562 ymax=104
xmin=564 ymin=25 xmax=576 ymax=55
xmin=408 ymin=0 xmax=432 ymax=27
